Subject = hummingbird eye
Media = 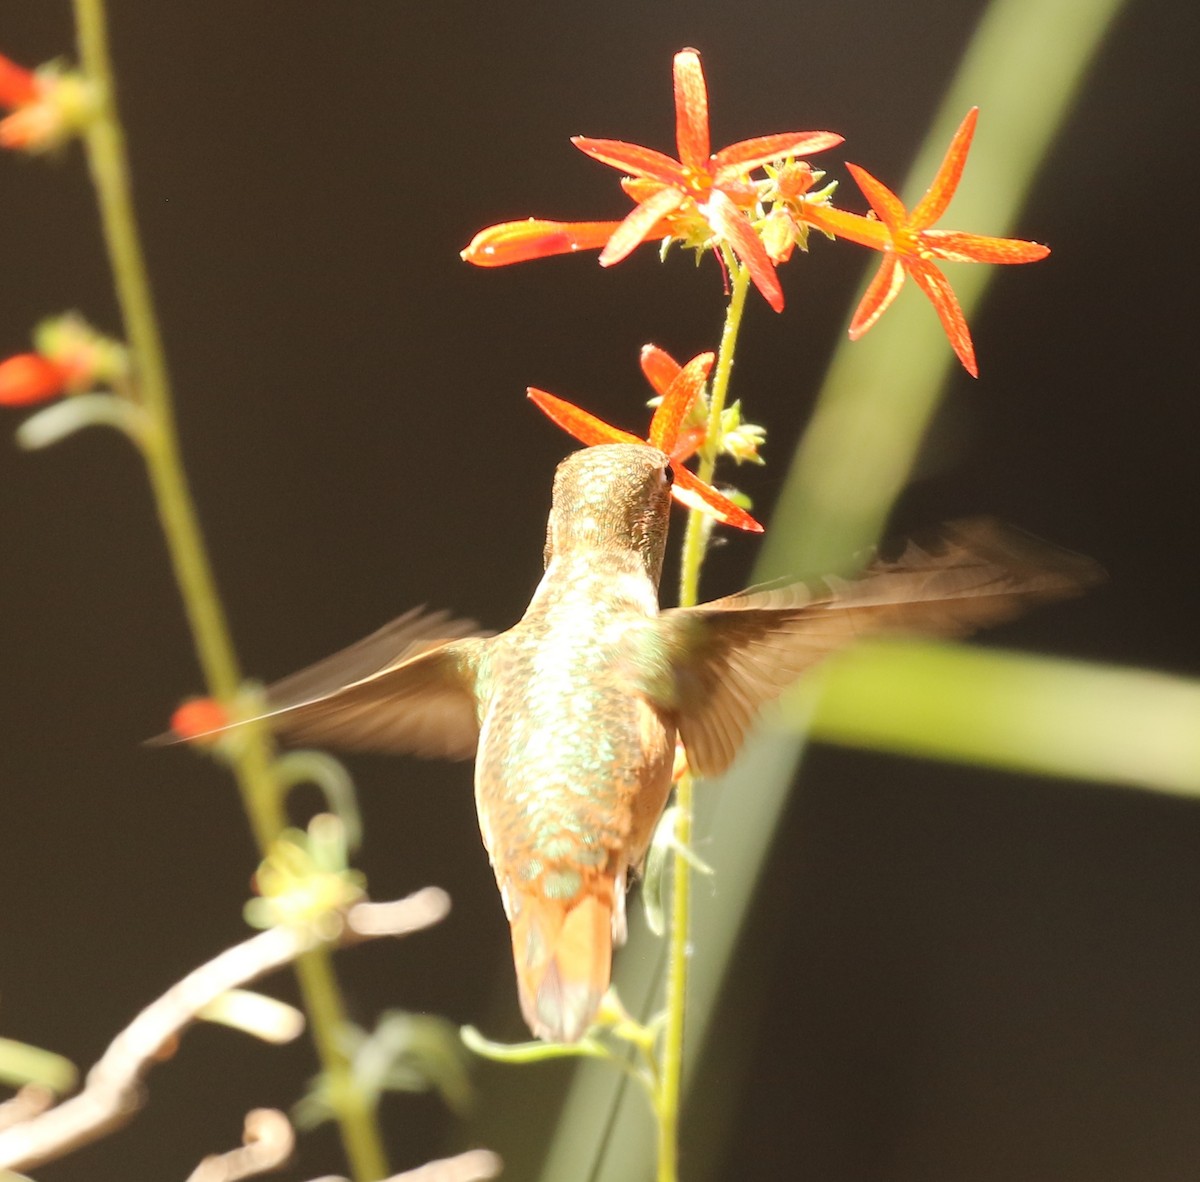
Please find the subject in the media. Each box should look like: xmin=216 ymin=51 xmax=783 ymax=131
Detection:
xmin=662 ymin=464 xmax=675 ymax=486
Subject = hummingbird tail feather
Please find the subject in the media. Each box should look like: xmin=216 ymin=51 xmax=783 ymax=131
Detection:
xmin=510 ymin=888 xmax=614 ymax=1043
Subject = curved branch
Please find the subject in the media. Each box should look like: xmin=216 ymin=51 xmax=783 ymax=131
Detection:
xmin=0 ymin=889 xmax=450 ymax=1172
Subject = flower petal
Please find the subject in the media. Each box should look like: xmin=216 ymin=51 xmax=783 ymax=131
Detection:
xmin=461 ymin=219 xmax=624 ymax=267
xmin=0 ymin=54 xmax=37 ymax=110
xmin=600 ymin=186 xmax=686 ymax=266
xmin=911 ymin=107 xmax=977 ymax=229
xmin=639 ymin=344 xmax=683 ymax=397
xmin=705 ymin=189 xmax=784 ymax=312
xmin=797 ymin=202 xmax=892 ymax=251
xmin=648 ymin=351 xmax=713 ymax=452
xmin=0 ymin=105 xmax=56 ymax=151
xmin=572 ymin=136 xmax=690 ymax=188
xmin=527 ymin=388 xmax=644 ymax=447
xmin=621 ymin=176 xmax=668 ymax=203
xmin=848 ymin=254 xmax=904 ymax=340
xmin=670 ymin=425 xmax=707 ymax=463
xmin=905 ymin=257 xmax=977 ymax=377
xmin=671 ymin=464 xmax=762 ymax=532
xmin=923 ymin=229 xmax=1050 ymax=265
xmin=713 ymin=131 xmax=844 ymax=177
xmin=673 ymin=49 xmax=710 ymax=171
xmin=845 ymin=163 xmax=908 ymax=235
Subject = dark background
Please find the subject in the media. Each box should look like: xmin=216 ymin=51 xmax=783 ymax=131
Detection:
xmin=1 ymin=2 xmax=1197 ymax=1180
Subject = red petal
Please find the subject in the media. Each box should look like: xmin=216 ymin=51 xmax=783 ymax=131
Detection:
xmin=0 ymin=54 xmax=37 ymax=110
xmin=673 ymin=49 xmax=710 ymax=171
xmin=798 ymin=202 xmax=892 ymax=251
xmin=846 ymin=163 xmax=908 ymax=234
xmin=922 ymin=229 xmax=1050 ymax=264
xmin=527 ymin=388 xmax=643 ymax=447
xmin=671 ymin=464 xmax=763 ymax=532
xmin=461 ymin=219 xmax=623 ymax=267
xmin=713 ymin=131 xmax=843 ymax=177
xmin=0 ymin=107 xmax=51 ymax=151
xmin=600 ymin=186 xmax=686 ymax=266
xmin=905 ymin=257 xmax=977 ymax=377
xmin=670 ymin=425 xmax=707 ymax=463
xmin=0 ymin=353 xmax=67 ymax=406
xmin=572 ymin=136 xmax=689 ymax=188
xmin=717 ymin=177 xmax=760 ymax=208
xmin=171 ymin=697 xmax=231 ymax=742
xmin=621 ymin=176 xmax=667 ymax=203
xmin=848 ymin=254 xmax=905 ymax=340
xmin=649 ymin=351 xmax=713 ymax=451
xmin=911 ymin=108 xmax=978 ymax=229
xmin=705 ymin=189 xmax=784 ymax=312
xmin=639 ymin=344 xmax=683 ymax=397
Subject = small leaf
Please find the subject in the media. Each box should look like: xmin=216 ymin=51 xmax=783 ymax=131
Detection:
xmin=197 ymin=990 xmax=305 ymax=1045
xmin=15 ymin=394 xmax=147 ymax=449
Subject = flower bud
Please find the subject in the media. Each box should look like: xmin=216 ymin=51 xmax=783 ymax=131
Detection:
xmin=0 ymin=354 xmax=68 ymax=406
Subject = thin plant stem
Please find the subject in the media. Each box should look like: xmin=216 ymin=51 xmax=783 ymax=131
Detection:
xmin=69 ymin=2 xmax=388 ymax=1177
xmin=657 ymin=260 xmax=753 ymax=1182
xmin=678 ymin=257 xmax=754 ymax=605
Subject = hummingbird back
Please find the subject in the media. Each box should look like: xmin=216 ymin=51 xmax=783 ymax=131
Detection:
xmin=473 ymin=539 xmax=677 ymax=1042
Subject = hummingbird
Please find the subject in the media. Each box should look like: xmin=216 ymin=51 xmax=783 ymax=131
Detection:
xmin=188 ymin=442 xmax=1097 ymax=1043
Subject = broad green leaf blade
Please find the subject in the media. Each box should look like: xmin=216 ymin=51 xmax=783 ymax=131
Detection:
xmin=800 ymin=643 xmax=1200 ymax=795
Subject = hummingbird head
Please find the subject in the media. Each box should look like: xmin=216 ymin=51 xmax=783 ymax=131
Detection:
xmin=544 ymin=444 xmax=673 ymax=586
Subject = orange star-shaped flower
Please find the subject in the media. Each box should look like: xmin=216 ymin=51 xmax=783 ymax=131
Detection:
xmin=800 ymin=108 xmax=1049 ymax=376
xmin=528 ymin=347 xmax=762 ymax=532
xmin=571 ymin=49 xmax=842 ymax=311
xmin=463 ymin=49 xmax=842 ymax=313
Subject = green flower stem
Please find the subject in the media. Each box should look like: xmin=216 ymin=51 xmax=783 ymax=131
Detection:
xmin=70 ymin=2 xmax=387 ymax=1178
xmin=677 ymin=258 xmax=754 ymax=608
xmin=658 ymin=259 xmax=753 ymax=1182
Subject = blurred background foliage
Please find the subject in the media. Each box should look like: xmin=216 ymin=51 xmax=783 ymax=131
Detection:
xmin=0 ymin=1 xmax=1196 ymax=1180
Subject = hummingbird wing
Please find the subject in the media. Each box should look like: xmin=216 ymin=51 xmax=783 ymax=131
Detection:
xmin=655 ymin=519 xmax=1102 ymax=778
xmin=170 ymin=607 xmax=490 ymax=757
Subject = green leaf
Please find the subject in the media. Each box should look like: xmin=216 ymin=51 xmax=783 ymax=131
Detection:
xmin=799 ymin=641 xmax=1200 ymax=794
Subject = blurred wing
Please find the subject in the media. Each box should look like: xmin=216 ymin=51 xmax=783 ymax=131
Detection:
xmin=264 ymin=606 xmax=481 ymax=709
xmin=176 ymin=607 xmax=490 ymax=758
xmin=656 ymin=519 xmax=1103 ymax=778
xmin=259 ymin=637 xmax=487 ymax=757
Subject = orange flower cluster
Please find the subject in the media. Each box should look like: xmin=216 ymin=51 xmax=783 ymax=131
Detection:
xmin=463 ymin=49 xmax=1049 ymax=377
